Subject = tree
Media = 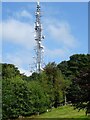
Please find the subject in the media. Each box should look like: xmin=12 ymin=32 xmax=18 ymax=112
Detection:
xmin=2 ymin=63 xmax=50 ymax=119
xmin=2 ymin=64 xmax=32 ymax=119
xmin=44 ymin=62 xmax=65 ymax=108
xmin=67 ymin=68 xmax=90 ymax=115
xmin=2 ymin=76 xmax=31 ymax=119
xmin=28 ymin=81 xmax=50 ymax=114
xmin=2 ymin=63 xmax=20 ymax=79
xmin=58 ymin=54 xmax=90 ymax=80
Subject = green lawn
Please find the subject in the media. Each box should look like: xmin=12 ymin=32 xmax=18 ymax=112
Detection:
xmin=32 ymin=105 xmax=90 ymax=119
xmin=16 ymin=105 xmax=90 ymax=120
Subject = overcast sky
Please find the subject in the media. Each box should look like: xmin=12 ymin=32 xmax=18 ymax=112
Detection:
xmin=1 ymin=2 xmax=88 ymax=76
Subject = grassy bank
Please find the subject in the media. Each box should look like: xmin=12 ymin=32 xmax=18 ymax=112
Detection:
xmin=16 ymin=105 xmax=90 ymax=120
xmin=32 ymin=105 xmax=90 ymax=119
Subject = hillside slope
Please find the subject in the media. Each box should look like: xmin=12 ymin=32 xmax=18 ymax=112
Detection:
xmin=33 ymin=105 xmax=90 ymax=119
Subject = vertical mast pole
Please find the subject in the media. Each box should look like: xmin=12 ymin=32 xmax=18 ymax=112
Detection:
xmin=34 ymin=1 xmax=45 ymax=73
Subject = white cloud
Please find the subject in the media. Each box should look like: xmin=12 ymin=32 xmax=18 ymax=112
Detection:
xmin=2 ymin=19 xmax=35 ymax=50
xmin=45 ymin=47 xmax=72 ymax=63
xmin=2 ymin=7 xmax=79 ymax=75
xmin=15 ymin=10 xmax=33 ymax=19
xmin=19 ymin=67 xmax=32 ymax=76
xmin=47 ymin=21 xmax=78 ymax=48
xmin=3 ymin=50 xmax=34 ymax=76
xmin=4 ymin=49 xmax=33 ymax=67
xmin=45 ymin=48 xmax=66 ymax=58
xmin=6 ymin=54 xmax=23 ymax=67
xmin=3 ymin=52 xmax=32 ymax=76
xmin=2 ymin=19 xmax=37 ymax=75
xmin=2 ymin=18 xmax=78 ymax=74
xmin=42 ymin=19 xmax=79 ymax=63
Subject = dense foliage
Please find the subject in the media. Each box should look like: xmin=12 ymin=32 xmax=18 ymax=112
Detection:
xmin=67 ymin=69 xmax=90 ymax=115
xmin=2 ymin=63 xmax=66 ymax=119
xmin=58 ymin=54 xmax=90 ymax=115
xmin=57 ymin=54 xmax=90 ymax=80
xmin=1 ymin=54 xmax=90 ymax=119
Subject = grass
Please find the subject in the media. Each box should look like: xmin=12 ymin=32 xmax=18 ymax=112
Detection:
xmin=32 ymin=105 xmax=90 ymax=119
xmin=16 ymin=105 xmax=90 ymax=120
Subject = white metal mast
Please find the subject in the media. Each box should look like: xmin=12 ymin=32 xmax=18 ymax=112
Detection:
xmin=34 ymin=1 xmax=45 ymax=73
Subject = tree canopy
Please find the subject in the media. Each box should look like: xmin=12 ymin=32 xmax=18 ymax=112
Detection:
xmin=67 ymin=69 xmax=90 ymax=114
xmin=1 ymin=54 xmax=90 ymax=119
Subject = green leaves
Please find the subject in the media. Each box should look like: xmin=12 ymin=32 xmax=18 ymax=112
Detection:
xmin=2 ymin=64 xmax=20 ymax=79
xmin=2 ymin=54 xmax=90 ymax=119
xmin=58 ymin=54 xmax=90 ymax=80
xmin=28 ymin=81 xmax=49 ymax=114
xmin=2 ymin=76 xmax=31 ymax=119
xmin=67 ymin=69 xmax=90 ymax=113
xmin=44 ymin=62 xmax=66 ymax=108
xmin=2 ymin=64 xmax=50 ymax=119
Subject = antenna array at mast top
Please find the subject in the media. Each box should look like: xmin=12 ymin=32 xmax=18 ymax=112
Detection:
xmin=37 ymin=1 xmax=40 ymax=5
